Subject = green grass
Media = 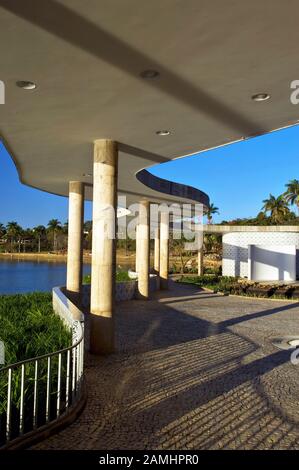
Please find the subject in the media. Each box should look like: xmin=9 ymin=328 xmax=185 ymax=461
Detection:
xmin=115 ymin=271 xmax=131 ymax=282
xmin=0 ymin=292 xmax=71 ymax=366
xmin=178 ymin=274 xmax=236 ymax=293
xmin=178 ymin=275 xmax=299 ymax=299
xmin=0 ymin=293 xmax=72 ymax=440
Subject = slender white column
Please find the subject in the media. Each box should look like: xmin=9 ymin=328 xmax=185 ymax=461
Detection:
xmin=198 ymin=248 xmax=204 ymax=276
xmin=160 ymin=210 xmax=169 ymax=289
xmin=137 ymin=200 xmax=150 ymax=299
xmin=154 ymin=226 xmax=160 ymax=274
xmin=90 ymin=140 xmax=117 ymax=354
xmin=66 ymin=181 xmax=84 ymax=295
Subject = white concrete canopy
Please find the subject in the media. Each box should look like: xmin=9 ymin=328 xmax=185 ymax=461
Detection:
xmin=0 ymin=1 xmax=298 ymax=204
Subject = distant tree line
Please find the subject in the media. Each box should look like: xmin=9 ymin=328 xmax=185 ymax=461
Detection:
xmin=0 ymin=219 xmax=93 ymax=254
xmin=0 ymin=218 xmax=137 ymax=255
xmin=1 ymin=179 xmax=298 ymax=254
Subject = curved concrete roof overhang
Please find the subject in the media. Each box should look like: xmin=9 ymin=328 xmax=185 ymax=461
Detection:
xmin=0 ymin=0 xmax=299 ymax=206
xmin=136 ymin=169 xmax=209 ymax=207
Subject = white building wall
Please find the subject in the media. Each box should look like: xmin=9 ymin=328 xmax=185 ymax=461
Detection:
xmin=248 ymin=244 xmax=296 ymax=281
xmin=222 ymin=232 xmax=299 ymax=278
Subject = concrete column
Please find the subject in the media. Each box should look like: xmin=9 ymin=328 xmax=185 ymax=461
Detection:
xmin=90 ymin=140 xmax=118 ymax=354
xmin=66 ymin=181 xmax=84 ymax=296
xmin=154 ymin=227 xmax=160 ymax=274
xmin=160 ymin=209 xmax=169 ymax=289
xmin=198 ymin=247 xmax=204 ymax=276
xmin=137 ymin=200 xmax=150 ymax=299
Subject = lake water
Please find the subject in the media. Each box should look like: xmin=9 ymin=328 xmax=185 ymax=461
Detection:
xmin=0 ymin=259 xmax=91 ymax=294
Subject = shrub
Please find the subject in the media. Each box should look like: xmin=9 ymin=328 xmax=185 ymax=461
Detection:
xmin=178 ymin=276 xmax=295 ymax=300
xmin=204 ymin=266 xmax=222 ymax=275
xmin=83 ymin=270 xmax=131 ymax=285
xmin=115 ymin=271 xmax=131 ymax=282
xmin=83 ymin=274 xmax=91 ymax=285
xmin=178 ymin=275 xmax=237 ymax=292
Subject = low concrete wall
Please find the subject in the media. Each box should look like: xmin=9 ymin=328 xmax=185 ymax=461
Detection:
xmin=53 ymin=286 xmax=84 ymax=325
xmin=52 ymin=286 xmax=85 ymax=346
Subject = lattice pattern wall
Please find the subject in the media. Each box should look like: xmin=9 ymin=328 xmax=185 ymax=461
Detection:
xmin=222 ymin=232 xmax=299 ymax=278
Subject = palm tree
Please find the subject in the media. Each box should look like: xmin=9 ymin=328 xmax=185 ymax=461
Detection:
xmin=33 ymin=225 xmax=46 ymax=253
xmin=83 ymin=220 xmax=92 ymax=251
xmin=262 ymin=194 xmax=290 ymax=224
xmin=47 ymin=219 xmax=61 ymax=252
xmin=204 ymin=203 xmax=219 ymax=224
xmin=62 ymin=221 xmax=68 ymax=235
xmin=21 ymin=228 xmax=34 ymax=253
xmin=84 ymin=220 xmax=92 ymax=234
xmin=6 ymin=221 xmax=22 ymax=252
xmin=0 ymin=223 xmax=6 ymax=239
xmin=284 ymin=179 xmax=299 ymax=214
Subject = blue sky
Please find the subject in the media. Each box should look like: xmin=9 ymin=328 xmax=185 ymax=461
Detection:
xmin=0 ymin=124 xmax=298 ymax=228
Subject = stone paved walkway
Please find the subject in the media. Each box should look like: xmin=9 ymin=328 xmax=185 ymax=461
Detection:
xmin=33 ymin=283 xmax=299 ymax=449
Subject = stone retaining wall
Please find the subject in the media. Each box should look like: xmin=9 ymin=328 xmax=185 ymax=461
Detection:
xmin=81 ymin=275 xmax=159 ymax=308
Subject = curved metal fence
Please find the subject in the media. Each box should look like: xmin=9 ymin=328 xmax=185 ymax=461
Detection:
xmin=0 ymin=319 xmax=84 ymax=447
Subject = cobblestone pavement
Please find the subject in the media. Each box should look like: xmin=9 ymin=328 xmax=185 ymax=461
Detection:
xmin=33 ymin=283 xmax=299 ymax=449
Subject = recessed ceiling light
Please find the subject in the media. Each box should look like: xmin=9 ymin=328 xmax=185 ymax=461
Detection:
xmin=251 ymin=93 xmax=270 ymax=102
xmin=16 ymin=80 xmax=37 ymax=90
xmin=83 ymin=173 xmax=92 ymax=177
xmin=140 ymin=70 xmax=160 ymax=79
xmin=156 ymin=130 xmax=171 ymax=136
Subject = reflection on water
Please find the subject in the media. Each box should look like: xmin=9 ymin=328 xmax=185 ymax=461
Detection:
xmin=0 ymin=259 xmax=91 ymax=294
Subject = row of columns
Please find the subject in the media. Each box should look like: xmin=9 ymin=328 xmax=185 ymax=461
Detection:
xmin=135 ymin=204 xmax=170 ymax=298
xmin=66 ymin=139 xmax=203 ymax=355
xmin=65 ymin=140 xmax=170 ymax=355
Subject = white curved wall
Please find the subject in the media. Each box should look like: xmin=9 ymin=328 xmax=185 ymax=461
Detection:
xmin=222 ymin=232 xmax=299 ymax=279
